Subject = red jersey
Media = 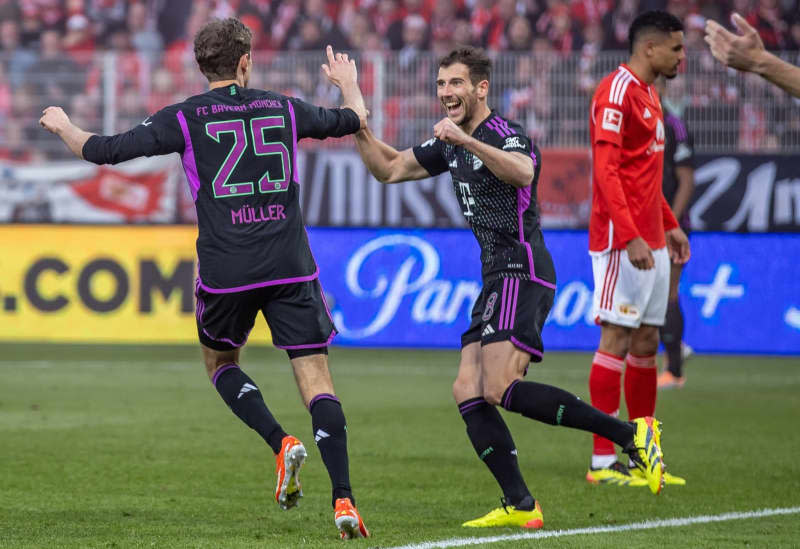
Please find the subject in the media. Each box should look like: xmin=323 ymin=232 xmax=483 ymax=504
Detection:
xmin=589 ymin=64 xmax=678 ymax=252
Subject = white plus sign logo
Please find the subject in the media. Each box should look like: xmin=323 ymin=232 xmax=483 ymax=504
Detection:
xmin=690 ymin=264 xmax=745 ymax=318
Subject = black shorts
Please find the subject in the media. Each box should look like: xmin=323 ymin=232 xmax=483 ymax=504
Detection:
xmin=195 ymin=278 xmax=336 ymax=352
xmin=461 ymin=275 xmax=555 ymax=363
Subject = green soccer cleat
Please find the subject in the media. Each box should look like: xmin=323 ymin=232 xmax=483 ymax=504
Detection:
xmin=625 ymin=416 xmax=666 ymax=494
xmin=586 ymin=461 xmax=649 ymax=487
xmin=462 ymin=498 xmax=543 ymax=529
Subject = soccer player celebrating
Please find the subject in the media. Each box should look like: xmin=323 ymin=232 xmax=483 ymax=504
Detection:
xmin=354 ymin=46 xmax=668 ymax=529
xmin=40 ymin=18 xmax=370 ymax=540
xmin=655 ymin=76 xmax=695 ymax=390
xmin=586 ymin=11 xmax=690 ymax=488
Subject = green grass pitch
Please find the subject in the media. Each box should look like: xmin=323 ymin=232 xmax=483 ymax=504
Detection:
xmin=1 ymin=344 xmax=799 ymax=548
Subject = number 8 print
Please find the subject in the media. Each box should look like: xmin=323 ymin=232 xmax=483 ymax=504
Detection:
xmin=205 ymin=117 xmax=291 ymax=198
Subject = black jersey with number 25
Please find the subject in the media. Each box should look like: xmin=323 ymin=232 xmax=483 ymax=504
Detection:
xmin=82 ymin=84 xmax=360 ymax=292
xmin=412 ymin=111 xmax=553 ymax=285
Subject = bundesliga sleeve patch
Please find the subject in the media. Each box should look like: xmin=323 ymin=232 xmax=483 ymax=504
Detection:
xmin=601 ymin=108 xmax=623 ymax=133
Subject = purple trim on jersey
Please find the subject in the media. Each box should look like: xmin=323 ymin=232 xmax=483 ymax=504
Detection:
xmin=530 ymin=149 xmax=538 ymax=169
xmin=511 ymin=336 xmax=543 ymax=359
xmin=523 ymin=242 xmax=557 ymax=290
xmin=203 ymin=327 xmax=251 ymax=348
xmin=665 ymin=113 xmax=688 ymax=141
xmin=502 ymin=379 xmax=520 ymax=409
xmin=509 ymin=279 xmax=520 ymax=329
xmin=274 ymin=329 xmax=335 ymax=350
xmin=177 ymin=110 xmax=200 ymax=202
xmin=308 ymin=392 xmax=339 ymax=410
xmin=458 ymin=398 xmax=486 ymax=416
xmin=287 ymin=100 xmax=299 ymax=184
xmin=486 ymin=116 xmax=516 ymax=137
xmin=197 ymin=268 xmax=319 ymax=294
xmin=517 ymin=185 xmax=534 ymax=272
xmin=517 ymin=185 xmax=557 ymax=290
xmin=211 ymin=362 xmax=240 ymax=386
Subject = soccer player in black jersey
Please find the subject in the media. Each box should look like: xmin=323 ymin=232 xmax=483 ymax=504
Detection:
xmin=656 ymin=77 xmax=695 ymax=389
xmin=353 ymin=46 xmax=670 ymax=528
xmin=40 ymin=18 xmax=369 ymax=540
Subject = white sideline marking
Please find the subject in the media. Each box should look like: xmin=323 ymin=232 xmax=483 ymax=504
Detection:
xmin=382 ymin=506 xmax=800 ymax=549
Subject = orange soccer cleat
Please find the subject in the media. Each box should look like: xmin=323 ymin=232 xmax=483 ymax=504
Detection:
xmin=334 ymin=497 xmax=370 ymax=540
xmin=274 ymin=435 xmax=307 ymax=510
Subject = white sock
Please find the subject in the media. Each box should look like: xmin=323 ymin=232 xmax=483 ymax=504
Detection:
xmin=591 ymin=454 xmax=617 ymax=469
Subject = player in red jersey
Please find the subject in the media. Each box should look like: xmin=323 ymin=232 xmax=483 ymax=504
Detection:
xmin=586 ymin=11 xmax=690 ymax=487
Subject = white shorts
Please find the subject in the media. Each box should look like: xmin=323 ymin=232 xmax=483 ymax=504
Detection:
xmin=590 ymin=247 xmax=670 ymax=328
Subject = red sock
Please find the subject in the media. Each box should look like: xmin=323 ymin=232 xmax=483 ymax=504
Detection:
xmin=589 ymin=351 xmax=624 ymax=457
xmin=624 ymin=353 xmax=657 ymax=420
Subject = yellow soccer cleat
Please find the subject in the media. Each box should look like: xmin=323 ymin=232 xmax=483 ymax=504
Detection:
xmin=625 ymin=416 xmax=665 ymax=494
xmin=462 ymin=498 xmax=543 ymax=529
xmin=586 ymin=461 xmax=649 ymax=487
xmin=630 ymin=467 xmax=686 ymax=485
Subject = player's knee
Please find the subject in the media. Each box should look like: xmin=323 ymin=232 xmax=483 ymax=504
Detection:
xmin=452 ymin=373 xmax=479 ymax=403
xmin=202 ymin=346 xmax=238 ymax=381
xmin=482 ymin=377 xmax=512 ymax=406
xmin=631 ymin=328 xmax=659 ymax=355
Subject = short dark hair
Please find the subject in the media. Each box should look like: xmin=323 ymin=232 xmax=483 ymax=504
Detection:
xmin=628 ymin=11 xmax=684 ymax=53
xmin=439 ymin=46 xmax=491 ymax=84
xmin=194 ymin=18 xmax=252 ymax=81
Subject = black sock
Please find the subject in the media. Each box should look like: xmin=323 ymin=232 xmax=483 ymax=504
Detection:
xmin=309 ymin=393 xmax=353 ymax=507
xmin=501 ymin=380 xmax=634 ymax=448
xmin=213 ymin=363 xmax=286 ymax=454
xmin=458 ymin=398 xmax=533 ymax=509
xmin=661 ymin=300 xmax=685 ymax=377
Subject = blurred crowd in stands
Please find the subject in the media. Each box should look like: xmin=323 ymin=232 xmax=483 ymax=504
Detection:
xmin=1 ymin=0 xmax=799 ymax=160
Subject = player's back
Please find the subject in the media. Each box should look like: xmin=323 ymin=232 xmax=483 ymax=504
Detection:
xmin=83 ymin=83 xmax=358 ymax=290
xmin=166 ymin=85 xmax=359 ymax=291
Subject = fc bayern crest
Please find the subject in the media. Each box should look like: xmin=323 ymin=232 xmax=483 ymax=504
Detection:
xmin=482 ymin=291 xmax=498 ymax=321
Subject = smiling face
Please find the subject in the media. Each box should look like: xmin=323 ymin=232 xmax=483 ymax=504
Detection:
xmin=436 ymin=62 xmax=487 ymax=127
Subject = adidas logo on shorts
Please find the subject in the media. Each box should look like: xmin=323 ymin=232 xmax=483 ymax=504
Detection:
xmin=482 ymin=324 xmax=495 ymax=337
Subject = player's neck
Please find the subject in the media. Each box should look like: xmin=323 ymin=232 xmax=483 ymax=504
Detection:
xmin=462 ymin=105 xmax=492 ymax=136
xmin=209 ymin=77 xmax=246 ymax=90
xmin=625 ymin=57 xmax=655 ymax=85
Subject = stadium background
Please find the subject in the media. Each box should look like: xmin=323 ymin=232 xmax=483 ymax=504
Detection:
xmin=1 ymin=0 xmax=798 ymax=353
xmin=2 ymin=2 xmax=800 ymax=548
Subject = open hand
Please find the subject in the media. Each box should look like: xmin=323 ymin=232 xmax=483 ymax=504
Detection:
xmin=705 ymin=12 xmax=766 ymax=73
xmin=321 ymin=45 xmax=358 ymax=89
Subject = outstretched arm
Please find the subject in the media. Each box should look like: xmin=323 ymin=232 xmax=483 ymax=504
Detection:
xmin=41 ymin=106 xmax=183 ymax=164
xmin=705 ymin=13 xmax=800 ymax=98
xmin=353 ymin=127 xmax=432 ymax=183
xmin=39 ymin=107 xmax=93 ymax=159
